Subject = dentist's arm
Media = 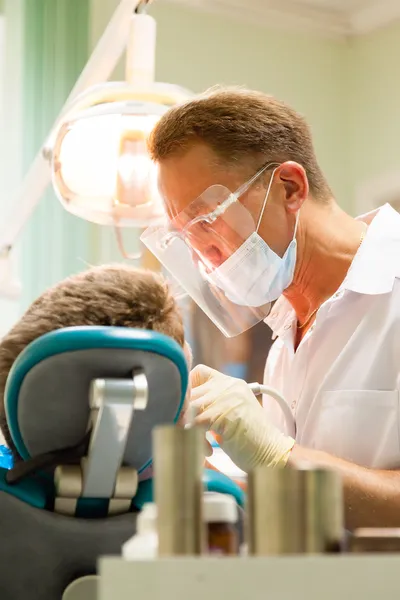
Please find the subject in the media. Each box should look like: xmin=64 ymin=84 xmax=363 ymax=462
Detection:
xmin=288 ymin=445 xmax=400 ymax=530
xmin=190 ymin=365 xmax=400 ymax=530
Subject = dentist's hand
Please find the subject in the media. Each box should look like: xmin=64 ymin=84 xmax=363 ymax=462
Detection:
xmin=189 ymin=365 xmax=295 ymax=473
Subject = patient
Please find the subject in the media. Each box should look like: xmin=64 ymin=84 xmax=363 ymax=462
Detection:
xmin=0 ymin=264 xmax=192 ymax=462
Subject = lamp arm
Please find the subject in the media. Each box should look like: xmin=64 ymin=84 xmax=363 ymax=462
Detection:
xmin=0 ymin=0 xmax=142 ymax=253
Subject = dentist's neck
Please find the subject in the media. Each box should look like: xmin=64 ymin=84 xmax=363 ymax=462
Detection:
xmin=283 ymin=199 xmax=366 ymax=322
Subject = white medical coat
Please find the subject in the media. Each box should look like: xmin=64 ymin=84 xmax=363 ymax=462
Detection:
xmin=263 ymin=203 xmax=400 ymax=469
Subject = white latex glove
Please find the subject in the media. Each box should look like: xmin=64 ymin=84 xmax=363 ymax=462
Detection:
xmin=189 ymin=365 xmax=295 ymax=473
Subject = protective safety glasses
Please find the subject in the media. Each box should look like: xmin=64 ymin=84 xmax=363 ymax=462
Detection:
xmin=141 ymin=163 xmax=279 ymax=337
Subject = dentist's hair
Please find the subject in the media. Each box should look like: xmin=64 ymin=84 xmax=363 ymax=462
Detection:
xmin=148 ymin=86 xmax=332 ymax=200
xmin=0 ymin=265 xmax=185 ymax=458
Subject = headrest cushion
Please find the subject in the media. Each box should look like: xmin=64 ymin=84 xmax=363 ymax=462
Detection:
xmin=5 ymin=327 xmax=188 ymax=472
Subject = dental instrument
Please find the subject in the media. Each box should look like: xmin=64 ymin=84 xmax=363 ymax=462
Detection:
xmin=249 ymin=382 xmax=296 ymax=438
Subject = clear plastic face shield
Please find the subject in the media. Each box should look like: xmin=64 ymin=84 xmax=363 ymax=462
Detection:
xmin=141 ymin=163 xmax=282 ymax=338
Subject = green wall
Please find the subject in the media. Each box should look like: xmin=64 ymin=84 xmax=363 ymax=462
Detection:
xmin=20 ymin=0 xmax=95 ymax=310
xmin=151 ymin=4 xmax=350 ymax=205
xmin=0 ymin=0 xmax=24 ymax=335
xmin=348 ymin=20 xmax=400 ymax=205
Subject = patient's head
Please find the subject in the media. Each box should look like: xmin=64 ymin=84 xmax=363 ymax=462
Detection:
xmin=0 ymin=264 xmax=192 ymax=458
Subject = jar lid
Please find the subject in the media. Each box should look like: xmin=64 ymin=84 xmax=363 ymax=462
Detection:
xmin=203 ymin=493 xmax=238 ymax=524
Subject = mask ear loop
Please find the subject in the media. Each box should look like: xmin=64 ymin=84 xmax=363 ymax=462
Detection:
xmin=255 ymin=166 xmax=301 ymax=243
xmin=293 ymin=208 xmax=300 ymax=240
xmin=256 ymin=166 xmax=279 ymax=232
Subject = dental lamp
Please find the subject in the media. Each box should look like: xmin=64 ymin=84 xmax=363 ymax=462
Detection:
xmin=0 ymin=0 xmax=192 ymax=297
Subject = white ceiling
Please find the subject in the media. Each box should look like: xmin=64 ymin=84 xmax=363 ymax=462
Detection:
xmin=165 ymin=0 xmax=400 ymax=37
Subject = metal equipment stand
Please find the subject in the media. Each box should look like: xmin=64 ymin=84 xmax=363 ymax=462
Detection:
xmin=54 ymin=369 xmax=148 ymax=516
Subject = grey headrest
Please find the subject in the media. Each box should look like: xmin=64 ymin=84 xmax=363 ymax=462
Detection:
xmin=5 ymin=328 xmax=187 ymax=472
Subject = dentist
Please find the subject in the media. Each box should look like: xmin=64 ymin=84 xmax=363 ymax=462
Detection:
xmin=141 ymin=87 xmax=400 ymax=529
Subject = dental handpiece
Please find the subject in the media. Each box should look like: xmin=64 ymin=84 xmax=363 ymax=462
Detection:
xmin=249 ymin=382 xmax=295 ymax=438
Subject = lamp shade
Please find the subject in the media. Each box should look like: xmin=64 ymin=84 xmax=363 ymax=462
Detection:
xmin=50 ymin=82 xmax=191 ymax=227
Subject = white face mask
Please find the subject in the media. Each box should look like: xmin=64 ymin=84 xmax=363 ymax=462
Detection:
xmin=208 ymin=168 xmax=299 ymax=307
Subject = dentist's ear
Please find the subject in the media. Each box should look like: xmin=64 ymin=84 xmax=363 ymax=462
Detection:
xmin=278 ymin=161 xmax=309 ymax=212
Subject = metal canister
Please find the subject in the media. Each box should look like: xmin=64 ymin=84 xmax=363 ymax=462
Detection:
xmin=300 ymin=467 xmax=344 ymax=553
xmin=247 ymin=466 xmax=343 ymax=555
xmin=153 ymin=425 xmax=204 ymax=556
xmin=247 ymin=466 xmax=304 ymax=555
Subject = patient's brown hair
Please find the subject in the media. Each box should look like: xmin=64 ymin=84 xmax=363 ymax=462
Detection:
xmin=0 ymin=264 xmax=184 ymax=457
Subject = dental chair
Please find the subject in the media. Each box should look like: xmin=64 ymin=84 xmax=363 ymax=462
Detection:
xmin=0 ymin=327 xmax=244 ymax=600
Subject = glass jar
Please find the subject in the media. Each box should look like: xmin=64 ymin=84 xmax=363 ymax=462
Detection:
xmin=204 ymin=493 xmax=239 ymax=556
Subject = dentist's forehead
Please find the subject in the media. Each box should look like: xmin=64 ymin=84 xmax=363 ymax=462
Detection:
xmin=156 ymin=144 xmax=244 ymax=221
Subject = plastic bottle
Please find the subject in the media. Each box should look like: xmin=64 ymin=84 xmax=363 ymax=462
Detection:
xmin=122 ymin=503 xmax=158 ymax=560
xmin=204 ymin=493 xmax=239 ymax=555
